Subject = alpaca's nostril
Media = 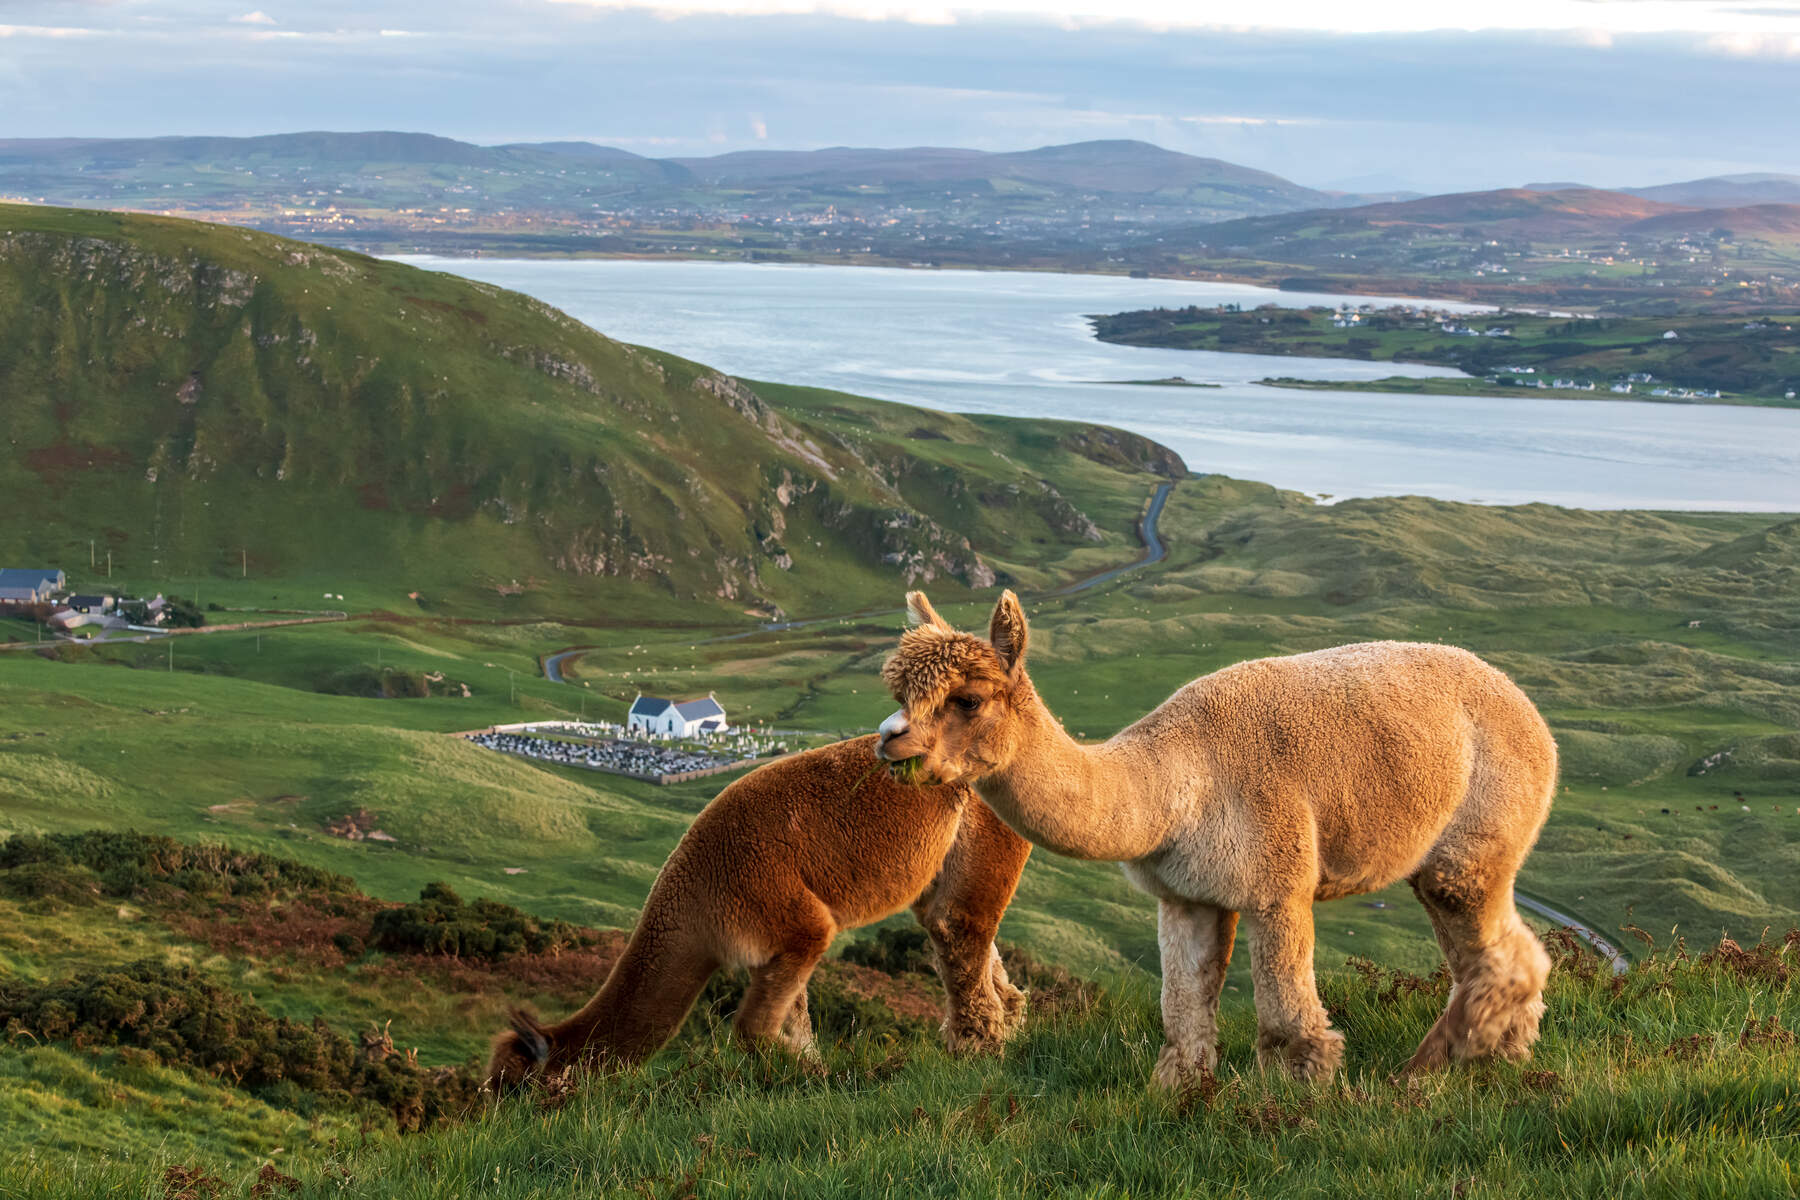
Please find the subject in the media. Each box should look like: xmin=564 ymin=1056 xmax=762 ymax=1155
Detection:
xmin=878 ymin=709 xmax=909 ymax=740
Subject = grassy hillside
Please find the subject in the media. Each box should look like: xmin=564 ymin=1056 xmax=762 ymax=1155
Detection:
xmin=3 ymin=200 xmax=1798 ymax=1197
xmin=2 ymin=473 xmax=1797 ymax=1195
xmin=2 ymin=829 xmax=1794 ymax=1200
xmin=0 ymin=203 xmax=1176 ymax=621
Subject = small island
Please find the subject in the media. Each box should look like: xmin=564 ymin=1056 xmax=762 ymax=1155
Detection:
xmin=1096 ymin=375 xmax=1222 ymax=388
xmin=1091 ymin=304 xmax=1800 ymax=408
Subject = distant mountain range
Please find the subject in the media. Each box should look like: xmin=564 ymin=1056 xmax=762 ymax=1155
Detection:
xmin=1187 ymin=186 xmax=1800 ymax=249
xmin=0 ymin=132 xmax=1420 ymax=228
xmin=1526 ymin=174 xmax=1800 ymax=209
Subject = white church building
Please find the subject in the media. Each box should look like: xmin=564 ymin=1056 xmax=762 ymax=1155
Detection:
xmin=627 ymin=693 xmax=728 ymax=738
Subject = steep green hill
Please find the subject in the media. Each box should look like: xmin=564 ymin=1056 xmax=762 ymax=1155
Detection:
xmin=0 ymin=203 xmax=1178 ymax=620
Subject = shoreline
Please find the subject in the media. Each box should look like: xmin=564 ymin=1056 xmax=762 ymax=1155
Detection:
xmin=1256 ymin=375 xmax=1800 ymax=409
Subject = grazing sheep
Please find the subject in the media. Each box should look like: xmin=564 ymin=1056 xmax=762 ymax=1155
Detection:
xmin=486 ymin=735 xmax=1030 ymax=1091
xmin=875 ymin=590 xmax=1555 ymax=1088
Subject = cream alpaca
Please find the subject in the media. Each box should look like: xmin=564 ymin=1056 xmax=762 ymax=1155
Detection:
xmin=876 ymin=591 xmax=1556 ymax=1086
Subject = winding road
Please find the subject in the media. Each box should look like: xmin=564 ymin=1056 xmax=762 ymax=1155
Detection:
xmin=1046 ymin=481 xmax=1172 ymax=597
xmin=1515 ymin=891 xmax=1630 ymax=975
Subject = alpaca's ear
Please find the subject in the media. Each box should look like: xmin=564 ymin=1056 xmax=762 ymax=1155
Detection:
xmin=906 ymin=591 xmax=950 ymax=631
xmin=510 ymin=1009 xmax=550 ymax=1064
xmin=989 ymin=590 xmax=1028 ymax=674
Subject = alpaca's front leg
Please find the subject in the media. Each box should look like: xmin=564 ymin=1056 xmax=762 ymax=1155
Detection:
xmin=1247 ymin=898 xmax=1343 ymax=1081
xmin=1150 ymin=898 xmax=1239 ymax=1091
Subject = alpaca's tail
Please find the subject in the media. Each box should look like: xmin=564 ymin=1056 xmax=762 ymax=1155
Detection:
xmin=552 ymin=918 xmax=719 ymax=1068
xmin=487 ymin=915 xmax=717 ymax=1089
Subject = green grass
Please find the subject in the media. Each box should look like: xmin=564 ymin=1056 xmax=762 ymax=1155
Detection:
xmin=7 ymin=932 xmax=1795 ymax=1199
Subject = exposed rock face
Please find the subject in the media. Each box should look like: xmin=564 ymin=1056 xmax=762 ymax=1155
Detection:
xmin=504 ymin=347 xmax=604 ymax=396
xmin=1060 ymin=426 xmax=1187 ymax=478
xmin=870 ymin=509 xmax=996 ymax=588
xmin=0 ymin=233 xmax=258 ymax=312
xmin=695 ymin=373 xmax=839 ymax=479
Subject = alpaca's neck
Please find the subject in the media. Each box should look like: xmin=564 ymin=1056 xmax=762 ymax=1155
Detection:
xmin=975 ymin=680 xmax=1182 ymax=862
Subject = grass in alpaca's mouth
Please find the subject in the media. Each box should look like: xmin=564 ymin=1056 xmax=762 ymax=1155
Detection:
xmin=887 ymin=757 xmax=930 ymax=785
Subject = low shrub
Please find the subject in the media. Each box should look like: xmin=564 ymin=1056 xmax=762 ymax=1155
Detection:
xmin=839 ymin=925 xmax=935 ymax=976
xmin=0 ymin=830 xmax=354 ymax=904
xmin=0 ymin=960 xmax=478 ymax=1130
xmin=369 ymin=882 xmax=588 ymax=961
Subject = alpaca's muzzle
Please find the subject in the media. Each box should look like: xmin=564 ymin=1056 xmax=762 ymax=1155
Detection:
xmin=875 ymin=709 xmax=911 ymax=761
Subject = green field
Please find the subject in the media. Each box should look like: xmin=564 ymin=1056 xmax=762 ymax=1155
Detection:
xmin=5 ymin=472 xmax=1799 ymax=1195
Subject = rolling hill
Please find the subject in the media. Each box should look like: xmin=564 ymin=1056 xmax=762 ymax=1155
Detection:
xmin=0 ymin=202 xmax=1180 ymax=620
xmin=1530 ymin=173 xmax=1800 ymax=209
xmin=666 ymin=139 xmax=1343 ymax=214
xmin=1194 ymin=187 xmax=1687 ymax=246
xmin=0 ymin=132 xmax=1375 ymax=230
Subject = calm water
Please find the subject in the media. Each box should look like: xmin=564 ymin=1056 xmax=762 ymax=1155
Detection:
xmin=398 ymin=258 xmax=1800 ymax=511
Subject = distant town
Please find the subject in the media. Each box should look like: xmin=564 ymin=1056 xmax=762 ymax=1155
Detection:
xmin=0 ymin=567 xmax=199 ymax=640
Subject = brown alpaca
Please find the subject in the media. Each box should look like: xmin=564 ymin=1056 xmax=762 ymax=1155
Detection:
xmin=875 ymin=590 xmax=1556 ymax=1088
xmin=485 ymin=735 xmax=1031 ymax=1091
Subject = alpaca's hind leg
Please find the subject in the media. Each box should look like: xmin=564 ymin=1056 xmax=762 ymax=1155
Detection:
xmin=735 ymin=902 xmax=835 ymax=1054
xmin=1247 ymin=898 xmax=1342 ymax=1081
xmin=1405 ymin=864 xmax=1550 ymax=1074
xmin=777 ymin=987 xmax=821 ymax=1062
xmin=919 ymin=910 xmax=1013 ymax=1054
xmin=1151 ymin=898 xmax=1240 ymax=1090
xmin=987 ymin=944 xmax=1028 ymax=1032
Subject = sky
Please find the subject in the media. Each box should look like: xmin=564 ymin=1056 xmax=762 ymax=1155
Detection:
xmin=3 ymin=0 xmax=1800 ymax=193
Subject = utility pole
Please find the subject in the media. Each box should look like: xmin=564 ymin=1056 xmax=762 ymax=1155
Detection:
xmin=106 ymin=551 xmax=112 ymax=579
xmin=241 ymin=548 xmax=247 ymax=579
xmin=167 ymin=641 xmax=173 ymax=672
xmin=90 ymin=540 xmax=95 ymax=569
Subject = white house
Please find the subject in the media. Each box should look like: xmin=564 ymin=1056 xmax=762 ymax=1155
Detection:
xmin=0 ymin=568 xmax=65 ymax=607
xmin=627 ymin=693 xmax=728 ymax=738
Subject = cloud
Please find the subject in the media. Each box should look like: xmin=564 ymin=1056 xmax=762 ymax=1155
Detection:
xmin=544 ymin=0 xmax=1800 ymax=35
xmin=0 ymin=24 xmax=96 ymax=38
xmin=231 ymin=11 xmax=277 ymax=24
xmin=750 ymin=114 xmax=769 ymax=138
xmin=1704 ymin=31 xmax=1800 ymax=55
xmin=1179 ymin=114 xmax=1327 ymax=127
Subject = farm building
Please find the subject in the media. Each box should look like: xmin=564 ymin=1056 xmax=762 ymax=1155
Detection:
xmin=0 ymin=568 xmax=66 ymax=607
xmin=627 ymin=694 xmax=729 ymax=738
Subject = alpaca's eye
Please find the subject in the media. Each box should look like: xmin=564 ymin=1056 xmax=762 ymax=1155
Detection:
xmin=952 ymin=695 xmax=981 ymax=713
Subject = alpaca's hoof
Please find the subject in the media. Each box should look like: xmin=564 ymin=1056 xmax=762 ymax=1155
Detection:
xmin=1401 ymin=1038 xmax=1450 ymax=1076
xmin=1258 ymin=1029 xmax=1343 ymax=1081
xmin=1150 ymin=1041 xmax=1217 ymax=1092
xmin=996 ymin=984 xmax=1029 ymax=1031
xmin=943 ymin=1009 xmax=1011 ymax=1057
xmin=1492 ymin=996 xmax=1547 ymax=1062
